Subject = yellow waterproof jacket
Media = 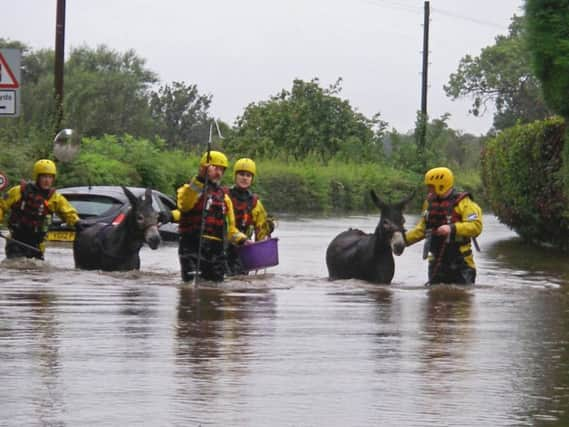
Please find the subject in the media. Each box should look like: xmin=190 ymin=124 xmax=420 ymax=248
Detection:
xmin=227 ymin=186 xmax=273 ymax=241
xmin=176 ymin=176 xmax=247 ymax=245
xmin=0 ymin=184 xmax=80 ymax=227
xmin=249 ymin=198 xmax=272 ymax=241
xmin=405 ymin=195 xmax=483 ymax=268
xmin=171 ymin=209 xmax=181 ymax=223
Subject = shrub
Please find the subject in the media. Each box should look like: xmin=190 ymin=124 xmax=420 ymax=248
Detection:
xmin=481 ymin=116 xmax=569 ymax=250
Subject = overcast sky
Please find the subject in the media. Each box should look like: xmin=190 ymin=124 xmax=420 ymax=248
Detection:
xmin=7 ymin=0 xmax=525 ymax=135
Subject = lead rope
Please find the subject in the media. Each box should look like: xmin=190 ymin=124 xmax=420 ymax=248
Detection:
xmin=424 ymin=193 xmax=456 ymax=287
xmin=424 ymin=236 xmax=448 ymax=287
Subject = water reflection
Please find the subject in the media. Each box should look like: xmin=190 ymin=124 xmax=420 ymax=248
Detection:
xmin=2 ymin=215 xmax=569 ymax=425
xmin=365 ymin=287 xmax=404 ymax=373
xmin=485 ymin=237 xmax=569 ymax=285
xmin=0 ymin=286 xmax=64 ymax=425
xmin=366 ymin=287 xmax=396 ymax=336
xmin=174 ymin=286 xmax=277 ymax=412
xmin=120 ymin=287 xmax=158 ymax=338
xmin=176 ymin=287 xmax=226 ymax=363
xmin=507 ymin=290 xmax=569 ymax=425
xmin=421 ymin=286 xmax=473 ymax=362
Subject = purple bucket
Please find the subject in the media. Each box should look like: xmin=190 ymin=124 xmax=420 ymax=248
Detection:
xmin=238 ymin=238 xmax=279 ymax=271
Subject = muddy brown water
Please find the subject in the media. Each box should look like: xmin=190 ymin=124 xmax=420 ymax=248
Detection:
xmin=1 ymin=214 xmax=569 ymax=426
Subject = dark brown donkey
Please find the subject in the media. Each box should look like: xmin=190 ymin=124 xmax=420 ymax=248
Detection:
xmin=326 ymin=190 xmax=413 ymax=284
xmin=73 ymin=187 xmax=161 ymax=271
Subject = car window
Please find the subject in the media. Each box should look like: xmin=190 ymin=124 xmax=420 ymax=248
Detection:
xmin=149 ymin=194 xmax=165 ymax=212
xmin=157 ymin=194 xmax=176 ymax=210
xmin=66 ymin=195 xmax=122 ymax=218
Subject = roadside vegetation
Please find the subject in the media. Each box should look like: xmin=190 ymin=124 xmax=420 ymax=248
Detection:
xmin=0 ymin=39 xmax=484 ymax=215
xmin=446 ymin=5 xmax=569 ymax=252
xmin=482 ymin=117 xmax=568 ymax=250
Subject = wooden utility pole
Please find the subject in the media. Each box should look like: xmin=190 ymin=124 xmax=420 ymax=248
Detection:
xmin=418 ymin=0 xmax=430 ymax=168
xmin=54 ymin=0 xmax=66 ymax=134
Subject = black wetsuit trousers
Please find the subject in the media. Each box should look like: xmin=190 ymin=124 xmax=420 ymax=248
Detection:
xmin=178 ymin=234 xmax=226 ymax=282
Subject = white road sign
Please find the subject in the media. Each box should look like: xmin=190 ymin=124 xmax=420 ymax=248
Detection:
xmin=0 ymin=49 xmax=21 ymax=117
xmin=0 ymin=90 xmax=16 ymax=115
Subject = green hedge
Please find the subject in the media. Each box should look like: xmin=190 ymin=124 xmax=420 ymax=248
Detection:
xmin=251 ymin=158 xmax=420 ymax=213
xmin=481 ymin=117 xmax=569 ymax=250
xmin=1 ymin=132 xmax=486 ymax=216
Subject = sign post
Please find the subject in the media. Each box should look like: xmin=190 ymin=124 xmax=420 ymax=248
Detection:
xmin=0 ymin=49 xmax=21 ymax=118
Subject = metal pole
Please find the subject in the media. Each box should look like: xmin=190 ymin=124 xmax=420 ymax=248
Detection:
xmin=54 ymin=0 xmax=66 ymax=135
xmin=193 ymin=122 xmax=213 ymax=288
xmin=419 ymin=0 xmax=430 ymax=169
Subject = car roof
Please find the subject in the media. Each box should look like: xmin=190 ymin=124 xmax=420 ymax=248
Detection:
xmin=58 ymin=186 xmax=174 ymax=203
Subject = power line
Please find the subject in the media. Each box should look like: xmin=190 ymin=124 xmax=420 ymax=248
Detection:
xmin=356 ymin=0 xmax=511 ymax=31
xmin=359 ymin=0 xmax=422 ymax=15
xmin=431 ymin=7 xmax=509 ymax=30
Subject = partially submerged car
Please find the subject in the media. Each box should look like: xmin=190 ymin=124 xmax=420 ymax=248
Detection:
xmin=46 ymin=186 xmax=179 ymax=242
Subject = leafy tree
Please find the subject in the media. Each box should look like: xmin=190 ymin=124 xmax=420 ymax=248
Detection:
xmin=0 ymin=124 xmax=35 ymax=182
xmin=224 ymin=78 xmax=387 ymax=162
xmin=149 ymin=81 xmax=212 ymax=150
xmin=526 ymin=0 xmax=569 ymax=119
xmin=444 ymin=15 xmax=551 ymax=131
xmin=57 ymin=134 xmax=193 ymax=194
xmin=387 ymin=115 xmax=482 ymax=171
xmin=1 ymin=43 xmax=158 ymax=138
xmin=64 ymin=45 xmax=157 ymax=136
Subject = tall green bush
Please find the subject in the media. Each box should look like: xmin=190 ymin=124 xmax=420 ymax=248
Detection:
xmin=251 ymin=158 xmax=420 ymax=213
xmin=526 ymin=0 xmax=569 ymax=119
xmin=56 ymin=135 xmax=194 ymax=195
xmin=481 ymin=117 xmax=569 ymax=249
xmin=0 ymin=122 xmax=55 ymax=184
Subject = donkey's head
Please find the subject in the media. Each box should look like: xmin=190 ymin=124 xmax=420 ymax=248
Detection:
xmin=122 ymin=186 xmax=161 ymax=250
xmin=370 ymin=190 xmax=414 ymax=256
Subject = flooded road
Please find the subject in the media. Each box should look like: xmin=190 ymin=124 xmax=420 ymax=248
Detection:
xmin=1 ymin=214 xmax=569 ymax=426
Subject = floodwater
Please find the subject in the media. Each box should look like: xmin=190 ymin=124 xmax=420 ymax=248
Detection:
xmin=1 ymin=214 xmax=569 ymax=426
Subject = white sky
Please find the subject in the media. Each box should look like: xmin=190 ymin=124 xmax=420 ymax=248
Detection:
xmin=6 ymin=0 xmax=525 ymax=135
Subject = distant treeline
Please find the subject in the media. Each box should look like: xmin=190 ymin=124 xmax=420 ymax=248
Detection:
xmin=0 ymin=40 xmax=484 ymax=215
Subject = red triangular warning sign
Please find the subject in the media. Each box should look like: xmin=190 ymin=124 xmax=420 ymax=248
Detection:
xmin=0 ymin=53 xmax=19 ymax=89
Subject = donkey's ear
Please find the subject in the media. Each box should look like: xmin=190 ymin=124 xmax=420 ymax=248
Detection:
xmin=370 ymin=190 xmax=386 ymax=210
xmin=144 ymin=187 xmax=153 ymax=205
xmin=122 ymin=186 xmax=139 ymax=206
xmin=396 ymin=190 xmax=416 ymax=209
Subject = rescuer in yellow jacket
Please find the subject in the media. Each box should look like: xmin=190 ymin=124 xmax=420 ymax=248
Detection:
xmin=405 ymin=167 xmax=483 ymax=285
xmin=0 ymin=159 xmax=80 ymax=260
xmin=176 ymin=150 xmax=249 ymax=282
xmin=225 ymin=158 xmax=275 ymax=275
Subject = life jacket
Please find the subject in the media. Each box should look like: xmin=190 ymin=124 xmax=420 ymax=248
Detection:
xmin=9 ymin=181 xmax=55 ymax=233
xmin=179 ymin=183 xmax=226 ymax=239
xmin=227 ymin=187 xmax=258 ymax=235
xmin=425 ymin=189 xmax=471 ymax=262
xmin=425 ymin=190 xmax=469 ymax=229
